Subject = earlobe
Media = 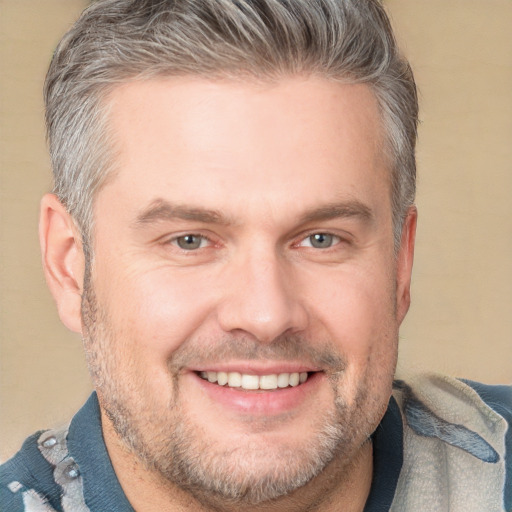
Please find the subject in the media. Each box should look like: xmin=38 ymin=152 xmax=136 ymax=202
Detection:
xmin=39 ymin=193 xmax=85 ymax=334
xmin=396 ymin=206 xmax=417 ymax=325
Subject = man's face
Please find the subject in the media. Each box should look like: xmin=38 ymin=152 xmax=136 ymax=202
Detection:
xmin=81 ymin=77 xmax=414 ymax=504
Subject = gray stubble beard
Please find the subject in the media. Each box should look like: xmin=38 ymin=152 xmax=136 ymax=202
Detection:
xmin=81 ymin=275 xmax=388 ymax=508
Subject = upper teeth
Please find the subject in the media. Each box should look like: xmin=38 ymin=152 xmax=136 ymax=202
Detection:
xmin=200 ymin=371 xmax=309 ymax=390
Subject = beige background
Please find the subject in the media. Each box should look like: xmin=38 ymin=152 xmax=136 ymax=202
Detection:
xmin=1 ymin=0 xmax=511 ymax=461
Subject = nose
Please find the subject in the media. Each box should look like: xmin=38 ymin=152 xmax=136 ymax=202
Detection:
xmin=216 ymin=250 xmax=308 ymax=343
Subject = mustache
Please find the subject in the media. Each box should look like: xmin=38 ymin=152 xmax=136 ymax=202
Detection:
xmin=168 ymin=334 xmax=346 ymax=374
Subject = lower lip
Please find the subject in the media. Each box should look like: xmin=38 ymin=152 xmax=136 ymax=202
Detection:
xmin=191 ymin=372 xmax=322 ymax=415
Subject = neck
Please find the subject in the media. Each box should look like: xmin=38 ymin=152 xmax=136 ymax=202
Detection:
xmin=102 ymin=411 xmax=373 ymax=512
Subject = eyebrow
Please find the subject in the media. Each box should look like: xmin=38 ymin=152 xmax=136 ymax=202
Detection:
xmin=134 ymin=199 xmax=232 ymax=227
xmin=298 ymin=201 xmax=374 ymax=225
xmin=133 ymin=198 xmax=373 ymax=229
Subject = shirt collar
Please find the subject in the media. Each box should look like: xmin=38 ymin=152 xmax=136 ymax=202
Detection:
xmin=67 ymin=392 xmax=135 ymax=512
xmin=67 ymin=392 xmax=403 ymax=512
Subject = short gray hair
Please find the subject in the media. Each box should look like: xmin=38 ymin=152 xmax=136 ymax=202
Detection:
xmin=45 ymin=0 xmax=418 ymax=248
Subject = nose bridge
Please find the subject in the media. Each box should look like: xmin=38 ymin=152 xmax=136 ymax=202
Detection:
xmin=217 ymin=244 xmax=307 ymax=342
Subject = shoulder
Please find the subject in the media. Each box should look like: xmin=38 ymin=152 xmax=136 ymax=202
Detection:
xmin=0 ymin=427 xmax=70 ymax=512
xmin=394 ymin=374 xmax=511 ymax=434
xmin=391 ymin=374 xmax=511 ymax=512
xmin=461 ymin=379 xmax=512 ymax=419
xmin=392 ymin=374 xmax=510 ymax=462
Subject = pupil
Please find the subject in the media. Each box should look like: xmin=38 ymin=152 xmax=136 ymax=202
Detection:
xmin=311 ymin=233 xmax=332 ymax=248
xmin=178 ymin=235 xmax=201 ymax=250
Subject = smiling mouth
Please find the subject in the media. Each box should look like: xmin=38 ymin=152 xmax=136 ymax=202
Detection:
xmin=198 ymin=371 xmax=311 ymax=390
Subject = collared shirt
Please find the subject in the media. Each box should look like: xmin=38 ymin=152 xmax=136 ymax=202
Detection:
xmin=1 ymin=375 xmax=510 ymax=511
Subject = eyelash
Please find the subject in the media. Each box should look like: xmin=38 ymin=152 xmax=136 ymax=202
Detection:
xmin=167 ymin=233 xmax=216 ymax=251
xmin=164 ymin=231 xmax=345 ymax=253
xmin=296 ymin=233 xmax=342 ymax=249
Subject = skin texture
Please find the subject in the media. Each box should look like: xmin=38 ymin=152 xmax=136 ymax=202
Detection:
xmin=40 ymin=76 xmax=416 ymax=512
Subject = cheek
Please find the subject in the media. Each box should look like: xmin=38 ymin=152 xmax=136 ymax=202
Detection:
xmin=307 ymin=269 xmax=398 ymax=409
xmin=306 ymin=266 xmax=397 ymax=357
xmin=100 ymin=266 xmax=219 ymax=357
xmin=314 ymin=273 xmax=395 ymax=332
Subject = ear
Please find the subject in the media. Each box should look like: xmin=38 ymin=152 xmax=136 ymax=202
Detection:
xmin=395 ymin=206 xmax=417 ymax=325
xmin=39 ymin=193 xmax=85 ymax=334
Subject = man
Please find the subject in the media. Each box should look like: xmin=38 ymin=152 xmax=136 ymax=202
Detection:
xmin=0 ymin=0 xmax=510 ymax=511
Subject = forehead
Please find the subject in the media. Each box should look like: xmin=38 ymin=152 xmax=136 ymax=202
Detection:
xmin=99 ymin=76 xmax=389 ymax=224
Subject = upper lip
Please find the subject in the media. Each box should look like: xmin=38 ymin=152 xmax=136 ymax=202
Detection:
xmin=190 ymin=361 xmax=321 ymax=375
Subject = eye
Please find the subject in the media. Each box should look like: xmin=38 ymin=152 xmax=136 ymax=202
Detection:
xmin=173 ymin=234 xmax=209 ymax=251
xmin=300 ymin=233 xmax=340 ymax=249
